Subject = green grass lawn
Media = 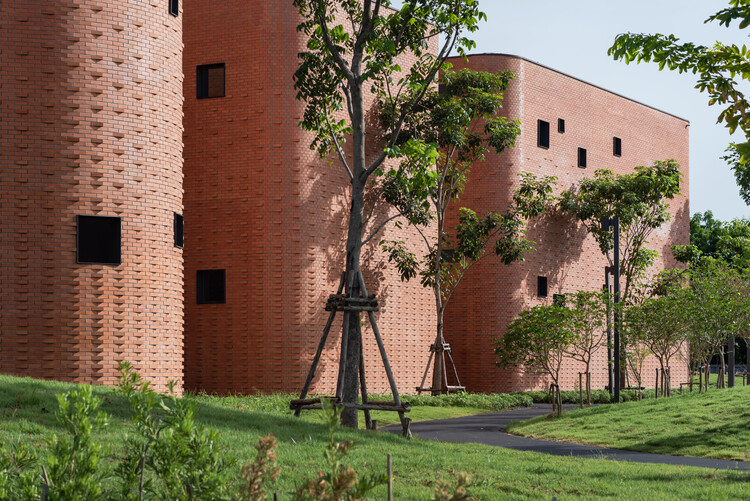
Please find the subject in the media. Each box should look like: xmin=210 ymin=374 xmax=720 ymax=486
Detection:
xmin=2 ymin=375 xmax=749 ymax=500
xmin=508 ymin=383 xmax=750 ymax=462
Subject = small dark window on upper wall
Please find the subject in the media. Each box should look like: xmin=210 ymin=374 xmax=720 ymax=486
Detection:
xmin=537 ymin=120 xmax=550 ymax=148
xmin=197 ymin=269 xmax=226 ymax=304
xmin=77 ymin=215 xmax=121 ymax=265
xmin=537 ymin=276 xmax=548 ymax=298
xmin=577 ymin=147 xmax=587 ymax=168
xmin=197 ymin=64 xmax=225 ymax=99
xmin=558 ymin=118 xmax=565 ymax=133
xmin=438 ymin=83 xmax=448 ymax=96
xmin=168 ymin=0 xmax=178 ymax=16
xmin=174 ymin=213 xmax=184 ymax=248
xmin=553 ymin=294 xmax=566 ymax=307
xmin=613 ymin=137 xmax=622 ymax=157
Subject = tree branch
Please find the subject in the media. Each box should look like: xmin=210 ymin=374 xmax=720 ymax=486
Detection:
xmin=362 ymin=214 xmax=402 ymax=246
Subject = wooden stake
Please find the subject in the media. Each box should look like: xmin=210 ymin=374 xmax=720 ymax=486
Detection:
xmin=387 ymin=453 xmax=393 ymax=501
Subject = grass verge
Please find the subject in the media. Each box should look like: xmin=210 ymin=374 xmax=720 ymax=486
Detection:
xmin=508 ymin=383 xmax=750 ymax=461
xmin=1 ymin=374 xmax=748 ymax=499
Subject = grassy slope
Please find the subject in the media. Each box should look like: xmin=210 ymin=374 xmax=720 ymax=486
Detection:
xmin=1 ymin=375 xmax=748 ymax=500
xmin=508 ymin=384 xmax=750 ymax=461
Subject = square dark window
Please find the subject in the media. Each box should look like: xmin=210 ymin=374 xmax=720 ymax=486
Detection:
xmin=577 ymin=147 xmax=587 ymax=168
xmin=174 ymin=213 xmax=184 ymax=248
xmin=553 ymin=294 xmax=566 ymax=307
xmin=613 ymin=136 xmax=622 ymax=157
xmin=537 ymin=120 xmax=550 ymax=149
xmin=197 ymin=269 xmax=226 ymax=304
xmin=438 ymin=83 xmax=448 ymax=96
xmin=537 ymin=276 xmax=548 ymax=298
xmin=197 ymin=64 xmax=225 ymax=99
xmin=558 ymin=118 xmax=565 ymax=133
xmin=77 ymin=215 xmax=121 ymax=265
xmin=168 ymin=0 xmax=178 ymax=16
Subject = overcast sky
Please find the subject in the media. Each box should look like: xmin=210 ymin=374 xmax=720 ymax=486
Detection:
xmin=449 ymin=0 xmax=750 ymax=221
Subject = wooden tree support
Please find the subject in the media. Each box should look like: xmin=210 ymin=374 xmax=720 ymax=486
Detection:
xmin=291 ymin=271 xmax=412 ymax=438
xmin=416 ymin=341 xmax=465 ymax=395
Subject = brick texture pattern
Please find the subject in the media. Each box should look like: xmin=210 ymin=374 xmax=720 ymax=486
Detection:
xmin=0 ymin=0 xmax=185 ymax=391
xmin=182 ymin=1 xmax=438 ymax=395
xmin=444 ymin=55 xmax=690 ymax=392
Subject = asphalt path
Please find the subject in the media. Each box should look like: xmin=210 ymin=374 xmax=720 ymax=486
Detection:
xmin=386 ymin=403 xmax=750 ymax=471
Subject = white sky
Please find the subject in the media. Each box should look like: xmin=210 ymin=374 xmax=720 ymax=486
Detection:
xmin=447 ymin=0 xmax=750 ymax=221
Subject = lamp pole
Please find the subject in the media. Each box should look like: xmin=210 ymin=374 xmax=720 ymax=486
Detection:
xmin=602 ymin=217 xmax=621 ymax=403
xmin=604 ymin=269 xmax=613 ymax=395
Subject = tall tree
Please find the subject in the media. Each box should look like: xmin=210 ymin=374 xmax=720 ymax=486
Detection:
xmin=673 ymin=211 xmax=750 ymax=267
xmin=293 ymin=0 xmax=485 ymax=427
xmin=558 ymin=160 xmax=682 ymax=305
xmin=379 ymin=69 xmax=554 ymax=393
xmin=608 ymin=0 xmax=750 ymax=204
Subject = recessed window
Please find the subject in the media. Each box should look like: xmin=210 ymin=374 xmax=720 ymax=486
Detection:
xmin=174 ymin=213 xmax=184 ymax=248
xmin=558 ymin=118 xmax=565 ymax=133
xmin=613 ymin=137 xmax=622 ymax=157
xmin=438 ymin=83 xmax=448 ymax=96
xmin=537 ymin=276 xmax=548 ymax=298
xmin=77 ymin=215 xmax=121 ymax=265
xmin=168 ymin=0 xmax=178 ymax=16
xmin=577 ymin=147 xmax=587 ymax=168
xmin=197 ymin=64 xmax=225 ymax=99
xmin=553 ymin=294 xmax=566 ymax=307
xmin=197 ymin=270 xmax=226 ymax=304
xmin=537 ymin=120 xmax=550 ymax=149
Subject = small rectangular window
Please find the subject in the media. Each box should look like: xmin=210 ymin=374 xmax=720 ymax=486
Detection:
xmin=438 ymin=83 xmax=448 ymax=96
xmin=77 ymin=215 xmax=121 ymax=265
xmin=537 ymin=276 xmax=548 ymax=298
xmin=613 ymin=137 xmax=622 ymax=157
xmin=197 ymin=270 xmax=226 ymax=304
xmin=168 ymin=0 xmax=178 ymax=16
xmin=577 ymin=147 xmax=587 ymax=168
xmin=197 ymin=64 xmax=225 ymax=99
xmin=553 ymin=294 xmax=566 ymax=307
xmin=537 ymin=120 xmax=550 ymax=149
xmin=174 ymin=213 xmax=184 ymax=248
xmin=558 ymin=118 xmax=565 ymax=133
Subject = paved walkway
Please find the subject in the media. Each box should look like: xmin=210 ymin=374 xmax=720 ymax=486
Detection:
xmin=386 ymin=403 xmax=750 ymax=471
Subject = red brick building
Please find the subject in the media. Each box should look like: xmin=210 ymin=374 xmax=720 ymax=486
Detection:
xmin=444 ymin=54 xmax=690 ymax=392
xmin=0 ymin=0 xmax=185 ymax=391
xmin=1 ymin=3 xmax=689 ymax=395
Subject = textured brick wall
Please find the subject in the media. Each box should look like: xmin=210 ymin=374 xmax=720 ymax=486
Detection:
xmin=444 ymin=54 xmax=690 ymax=392
xmin=182 ymin=1 xmax=438 ymax=395
xmin=0 ymin=0 xmax=185 ymax=391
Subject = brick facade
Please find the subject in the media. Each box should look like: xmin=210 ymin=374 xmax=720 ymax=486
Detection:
xmin=443 ymin=55 xmax=690 ymax=392
xmin=0 ymin=0 xmax=185 ymax=391
xmin=1 ymin=5 xmax=690 ymax=396
xmin=182 ymin=0 xmax=438 ymax=395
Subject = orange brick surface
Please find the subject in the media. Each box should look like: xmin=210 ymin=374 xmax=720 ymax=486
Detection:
xmin=444 ymin=55 xmax=690 ymax=392
xmin=182 ymin=1 xmax=438 ymax=395
xmin=0 ymin=0 xmax=185 ymax=391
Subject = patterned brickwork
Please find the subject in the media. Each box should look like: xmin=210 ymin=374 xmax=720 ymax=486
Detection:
xmin=182 ymin=1 xmax=438 ymax=394
xmin=0 ymin=0 xmax=185 ymax=391
xmin=443 ymin=55 xmax=690 ymax=392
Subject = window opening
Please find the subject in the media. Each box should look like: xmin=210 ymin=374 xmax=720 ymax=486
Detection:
xmin=77 ymin=215 xmax=121 ymax=265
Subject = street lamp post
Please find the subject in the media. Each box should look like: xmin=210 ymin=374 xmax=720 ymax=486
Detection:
xmin=604 ymin=268 xmax=613 ymax=395
xmin=602 ymin=217 xmax=621 ymax=403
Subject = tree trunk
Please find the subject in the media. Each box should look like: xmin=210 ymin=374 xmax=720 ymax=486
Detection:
xmin=341 ymin=83 xmax=367 ymax=428
xmin=431 ymin=305 xmax=445 ymax=394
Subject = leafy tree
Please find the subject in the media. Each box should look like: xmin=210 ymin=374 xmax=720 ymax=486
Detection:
xmin=625 ymin=294 xmax=686 ymax=396
xmin=564 ymin=291 xmax=608 ymax=405
xmin=673 ymin=211 xmax=750 ymax=267
xmin=608 ymin=0 xmax=750 ymax=204
xmin=494 ymin=305 xmax=574 ymax=388
xmin=558 ymin=160 xmax=682 ymax=305
xmin=381 ymin=71 xmax=554 ymax=391
xmin=293 ymin=0 xmax=486 ymax=428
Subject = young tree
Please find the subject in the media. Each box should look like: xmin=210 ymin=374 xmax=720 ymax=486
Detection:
xmin=608 ymin=0 xmax=750 ymax=204
xmin=625 ymin=294 xmax=686 ymax=396
xmin=293 ymin=0 xmax=485 ymax=427
xmin=494 ymin=305 xmax=574 ymax=390
xmin=380 ymin=70 xmax=554 ymax=392
xmin=564 ymin=291 xmax=607 ymax=405
xmin=558 ymin=161 xmax=682 ymax=306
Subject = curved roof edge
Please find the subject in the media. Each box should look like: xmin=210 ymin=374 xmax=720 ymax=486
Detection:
xmin=453 ymin=53 xmax=690 ymax=124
